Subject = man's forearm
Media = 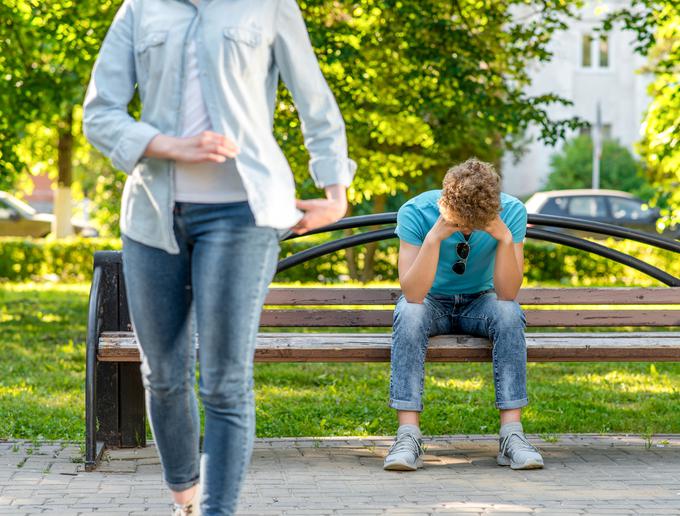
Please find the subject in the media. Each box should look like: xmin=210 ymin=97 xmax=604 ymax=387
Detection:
xmin=400 ymin=237 xmax=441 ymax=303
xmin=493 ymin=240 xmax=523 ymax=300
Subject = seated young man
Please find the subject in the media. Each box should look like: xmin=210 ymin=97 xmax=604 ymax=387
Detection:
xmin=384 ymin=158 xmax=544 ymax=471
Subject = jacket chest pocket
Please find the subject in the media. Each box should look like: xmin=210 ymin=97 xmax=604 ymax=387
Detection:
xmin=222 ymin=26 xmax=265 ymax=77
xmin=135 ymin=31 xmax=169 ymax=88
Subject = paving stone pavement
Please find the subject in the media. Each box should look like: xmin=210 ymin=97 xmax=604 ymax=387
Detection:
xmin=0 ymin=435 xmax=679 ymax=515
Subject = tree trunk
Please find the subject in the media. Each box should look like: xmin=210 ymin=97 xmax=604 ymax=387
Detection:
xmin=359 ymin=194 xmax=386 ymax=283
xmin=53 ymin=109 xmax=74 ymax=238
xmin=342 ymin=204 xmax=360 ymax=280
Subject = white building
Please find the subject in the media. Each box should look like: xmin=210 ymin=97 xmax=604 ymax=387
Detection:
xmin=501 ymin=1 xmax=653 ymax=198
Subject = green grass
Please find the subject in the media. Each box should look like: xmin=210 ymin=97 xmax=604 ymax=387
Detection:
xmin=0 ymin=281 xmax=678 ymax=441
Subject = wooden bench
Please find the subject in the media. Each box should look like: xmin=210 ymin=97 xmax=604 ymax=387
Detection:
xmin=85 ymin=250 xmax=680 ymax=470
xmin=85 ymin=213 xmax=680 ymax=470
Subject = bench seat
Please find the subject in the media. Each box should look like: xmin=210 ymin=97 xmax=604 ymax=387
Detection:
xmin=99 ymin=331 xmax=680 ymax=363
xmin=86 ymin=247 xmax=680 ymax=471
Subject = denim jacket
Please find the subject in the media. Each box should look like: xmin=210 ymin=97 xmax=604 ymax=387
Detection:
xmin=83 ymin=0 xmax=356 ymax=254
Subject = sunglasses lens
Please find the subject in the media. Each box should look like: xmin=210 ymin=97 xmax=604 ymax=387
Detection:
xmin=452 ymin=261 xmax=466 ymax=275
xmin=456 ymin=242 xmax=470 ymax=259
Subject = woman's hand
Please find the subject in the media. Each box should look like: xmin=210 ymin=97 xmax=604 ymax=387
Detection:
xmin=292 ymin=185 xmax=348 ymax=234
xmin=144 ymin=132 xmax=239 ymax=163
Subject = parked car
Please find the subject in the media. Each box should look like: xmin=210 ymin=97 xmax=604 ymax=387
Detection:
xmin=0 ymin=191 xmax=98 ymax=237
xmin=524 ymin=189 xmax=678 ymax=238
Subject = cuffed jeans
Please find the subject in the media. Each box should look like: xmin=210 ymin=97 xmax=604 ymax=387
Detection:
xmin=122 ymin=201 xmax=280 ymax=516
xmin=389 ymin=291 xmax=529 ymax=412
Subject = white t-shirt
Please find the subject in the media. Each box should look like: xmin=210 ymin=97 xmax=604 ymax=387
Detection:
xmin=174 ymin=35 xmax=248 ymax=204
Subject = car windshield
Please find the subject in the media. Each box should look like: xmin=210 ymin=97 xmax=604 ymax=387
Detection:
xmin=2 ymin=194 xmax=37 ymax=216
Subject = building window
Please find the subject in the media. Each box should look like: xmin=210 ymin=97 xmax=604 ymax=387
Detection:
xmin=582 ymin=34 xmax=593 ymax=67
xmin=582 ymin=33 xmax=610 ymax=68
xmin=599 ymin=35 xmax=609 ymax=67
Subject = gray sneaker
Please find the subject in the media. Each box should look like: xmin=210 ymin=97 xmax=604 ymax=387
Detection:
xmin=497 ymin=431 xmax=544 ymax=470
xmin=383 ymin=432 xmax=424 ymax=471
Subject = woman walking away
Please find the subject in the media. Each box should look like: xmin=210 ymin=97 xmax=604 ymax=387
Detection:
xmin=83 ymin=1 xmax=355 ymax=514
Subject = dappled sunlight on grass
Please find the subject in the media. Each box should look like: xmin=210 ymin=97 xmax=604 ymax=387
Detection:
xmin=36 ymin=312 xmax=64 ymax=323
xmin=0 ymin=281 xmax=91 ymax=294
xmin=429 ymin=376 xmax=485 ymax=391
xmin=0 ymin=383 xmax=34 ymax=396
xmin=255 ymin=385 xmax=322 ymax=400
xmin=560 ymin=368 xmax=678 ymax=394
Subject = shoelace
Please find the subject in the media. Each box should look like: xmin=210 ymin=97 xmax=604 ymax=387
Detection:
xmin=500 ymin=431 xmax=539 ymax=457
xmin=388 ymin=432 xmax=423 ymax=457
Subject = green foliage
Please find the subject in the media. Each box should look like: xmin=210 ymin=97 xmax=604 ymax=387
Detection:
xmin=523 ymin=238 xmax=679 ymax=287
xmin=0 ymin=240 xmax=44 ymax=281
xmin=636 ymin=10 xmax=679 ymax=229
xmin=545 ymin=135 xmax=653 ymax=198
xmin=0 ymin=237 xmax=121 ymax=282
xmin=0 ymin=1 xmax=118 ymax=186
xmin=90 ymin=168 xmax=127 ymax=237
xmin=4 ymin=1 xmax=585 ymax=247
xmin=602 ymin=1 xmax=679 ymax=227
xmin=277 ymin=0 xmax=585 ymax=206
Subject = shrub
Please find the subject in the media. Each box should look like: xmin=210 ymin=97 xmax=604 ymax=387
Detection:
xmin=0 ymin=237 xmax=121 ymax=282
xmin=1 ymin=236 xmax=676 ymax=286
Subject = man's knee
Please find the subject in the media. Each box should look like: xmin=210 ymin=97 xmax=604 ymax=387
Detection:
xmin=488 ymin=299 xmax=525 ymax=328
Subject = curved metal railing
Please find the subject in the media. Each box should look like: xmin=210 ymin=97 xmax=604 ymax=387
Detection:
xmin=85 ymin=265 xmax=103 ymax=470
xmin=277 ymin=213 xmax=680 ymax=286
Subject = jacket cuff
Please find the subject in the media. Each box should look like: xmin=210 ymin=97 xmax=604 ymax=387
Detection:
xmin=309 ymin=157 xmax=357 ymax=189
xmin=111 ymin=122 xmax=161 ymax=174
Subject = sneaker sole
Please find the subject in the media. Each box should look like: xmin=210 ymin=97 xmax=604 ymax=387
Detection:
xmin=383 ymin=458 xmax=423 ymax=471
xmin=497 ymin=454 xmax=544 ymax=470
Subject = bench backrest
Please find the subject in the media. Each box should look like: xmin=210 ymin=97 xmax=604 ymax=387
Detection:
xmin=91 ymin=253 xmax=680 ymax=332
xmin=261 ymin=287 xmax=680 ymax=328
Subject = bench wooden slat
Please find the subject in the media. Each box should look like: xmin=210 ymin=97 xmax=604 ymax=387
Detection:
xmin=259 ymin=309 xmax=680 ymax=327
xmin=99 ymin=332 xmax=680 ymax=363
xmin=263 ymin=288 xmax=680 ymax=306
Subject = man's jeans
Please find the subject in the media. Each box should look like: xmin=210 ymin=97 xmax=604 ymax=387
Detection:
xmin=389 ymin=291 xmax=529 ymax=412
xmin=122 ymin=201 xmax=279 ymax=516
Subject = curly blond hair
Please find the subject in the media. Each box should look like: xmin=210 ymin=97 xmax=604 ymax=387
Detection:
xmin=437 ymin=158 xmax=501 ymax=229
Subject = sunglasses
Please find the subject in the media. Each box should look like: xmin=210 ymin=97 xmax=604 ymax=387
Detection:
xmin=452 ymin=241 xmax=470 ymax=275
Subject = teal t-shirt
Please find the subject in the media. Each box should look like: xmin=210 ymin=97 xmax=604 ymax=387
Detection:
xmin=395 ymin=190 xmax=527 ymax=295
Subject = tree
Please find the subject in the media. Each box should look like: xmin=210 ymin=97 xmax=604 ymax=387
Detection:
xmin=2 ymin=1 xmax=585 ymax=253
xmin=602 ymin=1 xmax=679 ymax=228
xmin=275 ymin=0 xmax=585 ymax=279
xmin=545 ymin=135 xmax=654 ymax=199
xmin=0 ymin=1 xmax=118 ymax=236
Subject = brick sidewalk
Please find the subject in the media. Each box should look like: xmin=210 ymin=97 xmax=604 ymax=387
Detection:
xmin=1 ymin=435 xmax=679 ymax=515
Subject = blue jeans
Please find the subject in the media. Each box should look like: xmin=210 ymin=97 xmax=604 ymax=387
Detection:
xmin=122 ymin=201 xmax=280 ymax=516
xmin=389 ymin=291 xmax=528 ymax=412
